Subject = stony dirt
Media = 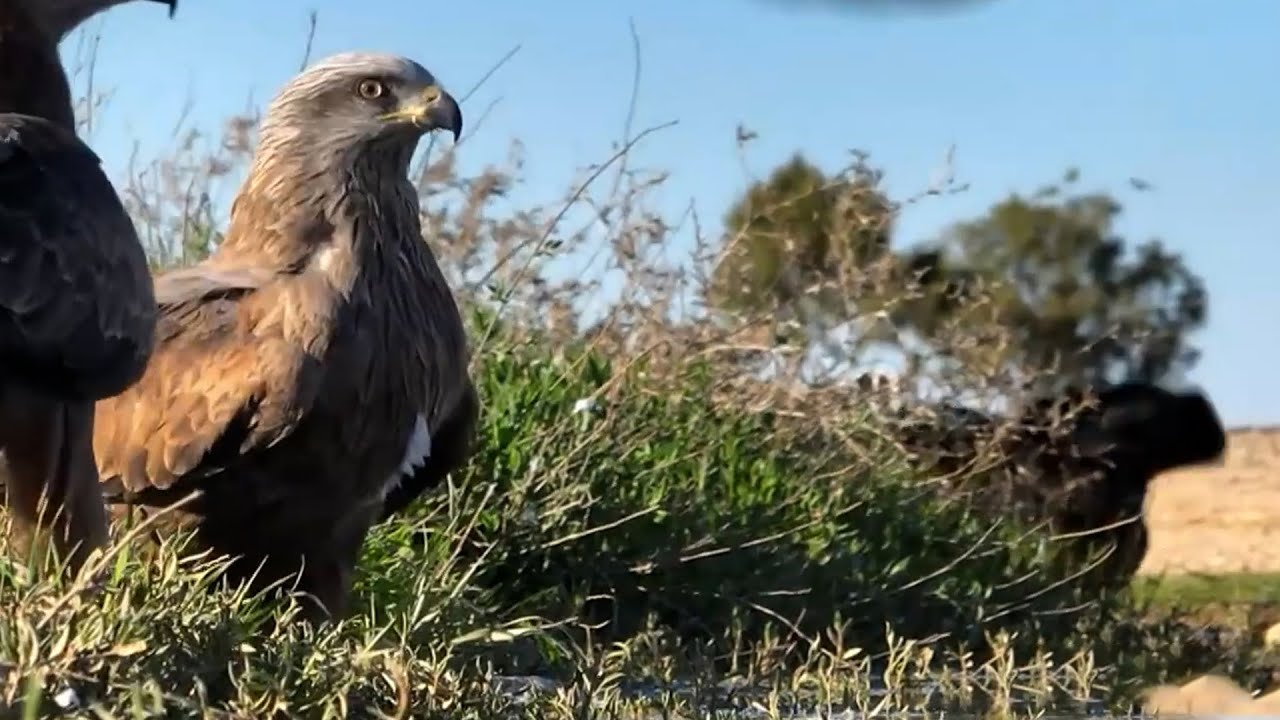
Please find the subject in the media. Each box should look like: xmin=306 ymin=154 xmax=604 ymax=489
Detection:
xmin=1139 ymin=427 xmax=1280 ymax=576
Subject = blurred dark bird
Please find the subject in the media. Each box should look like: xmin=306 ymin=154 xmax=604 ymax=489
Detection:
xmin=91 ymin=52 xmax=478 ymax=622
xmin=894 ymin=381 xmax=1226 ymax=588
xmin=0 ymin=0 xmax=171 ymax=574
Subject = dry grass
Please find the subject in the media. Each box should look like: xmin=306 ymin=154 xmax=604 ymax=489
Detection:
xmin=1141 ymin=427 xmax=1280 ymax=576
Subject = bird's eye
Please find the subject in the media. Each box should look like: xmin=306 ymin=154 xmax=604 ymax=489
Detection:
xmin=357 ymin=79 xmax=385 ymax=100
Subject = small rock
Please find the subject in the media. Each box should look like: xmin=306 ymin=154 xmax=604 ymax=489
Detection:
xmin=1142 ymin=674 xmax=1259 ymax=717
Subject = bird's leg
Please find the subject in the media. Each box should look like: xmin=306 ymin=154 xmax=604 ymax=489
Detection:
xmin=293 ymin=561 xmax=353 ymax=625
xmin=225 ymin=521 xmax=370 ymax=627
xmin=0 ymin=390 xmax=108 ymax=577
xmin=294 ymin=513 xmax=376 ymax=624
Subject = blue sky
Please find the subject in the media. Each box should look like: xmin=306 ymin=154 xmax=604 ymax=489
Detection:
xmin=69 ymin=0 xmax=1278 ymax=426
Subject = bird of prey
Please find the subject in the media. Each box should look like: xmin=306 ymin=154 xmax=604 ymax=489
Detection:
xmin=92 ymin=51 xmax=477 ymax=621
xmin=0 ymin=0 xmax=171 ymax=573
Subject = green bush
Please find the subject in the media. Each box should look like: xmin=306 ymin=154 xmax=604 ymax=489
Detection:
xmin=364 ymin=322 xmax=1103 ymax=658
xmin=2 ymin=325 xmax=1275 ymax=716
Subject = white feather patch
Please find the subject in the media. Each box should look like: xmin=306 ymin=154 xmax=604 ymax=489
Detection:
xmin=313 ymin=245 xmax=340 ymax=273
xmin=380 ymin=413 xmax=432 ymax=499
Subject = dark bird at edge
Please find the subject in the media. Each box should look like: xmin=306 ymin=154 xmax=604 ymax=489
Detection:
xmin=0 ymin=0 xmax=172 ymax=575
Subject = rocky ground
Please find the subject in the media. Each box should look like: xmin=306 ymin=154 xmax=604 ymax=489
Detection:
xmin=1140 ymin=426 xmax=1280 ymax=576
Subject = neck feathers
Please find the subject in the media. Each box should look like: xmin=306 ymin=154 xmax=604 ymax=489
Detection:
xmin=218 ymin=136 xmax=420 ymax=296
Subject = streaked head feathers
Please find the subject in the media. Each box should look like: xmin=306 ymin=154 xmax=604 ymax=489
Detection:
xmin=259 ymin=51 xmax=463 ymax=154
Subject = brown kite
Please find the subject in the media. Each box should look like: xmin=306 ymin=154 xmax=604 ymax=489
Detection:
xmin=93 ymin=52 xmax=478 ymax=621
xmin=0 ymin=0 xmax=171 ymax=573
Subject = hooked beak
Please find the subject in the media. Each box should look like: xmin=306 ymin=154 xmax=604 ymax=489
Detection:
xmin=149 ymin=0 xmax=178 ymax=18
xmin=380 ymin=85 xmax=463 ymax=142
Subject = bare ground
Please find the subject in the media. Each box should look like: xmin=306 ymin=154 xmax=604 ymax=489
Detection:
xmin=1139 ymin=427 xmax=1280 ymax=576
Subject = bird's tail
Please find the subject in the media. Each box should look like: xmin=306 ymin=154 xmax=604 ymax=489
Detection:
xmin=0 ymin=390 xmax=108 ymax=576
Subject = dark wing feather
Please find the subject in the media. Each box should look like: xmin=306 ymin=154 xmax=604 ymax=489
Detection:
xmin=0 ymin=114 xmax=155 ymax=400
xmin=378 ymin=379 xmax=479 ymax=521
xmin=93 ymin=263 xmax=322 ymax=496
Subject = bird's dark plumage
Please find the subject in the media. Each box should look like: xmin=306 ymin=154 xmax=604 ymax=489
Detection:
xmin=0 ymin=117 xmax=156 ymax=400
xmin=895 ymin=381 xmax=1226 ymax=587
xmin=93 ymin=52 xmax=476 ymax=621
xmin=0 ymin=0 xmax=164 ymax=573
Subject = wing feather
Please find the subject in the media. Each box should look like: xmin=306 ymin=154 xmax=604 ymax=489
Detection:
xmin=0 ymin=115 xmax=156 ymax=400
xmin=378 ymin=379 xmax=479 ymax=521
xmin=94 ymin=264 xmax=321 ymax=496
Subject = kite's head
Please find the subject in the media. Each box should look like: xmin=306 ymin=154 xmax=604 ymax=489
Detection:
xmin=261 ymin=51 xmax=464 ymax=169
xmin=28 ymin=0 xmax=175 ymax=41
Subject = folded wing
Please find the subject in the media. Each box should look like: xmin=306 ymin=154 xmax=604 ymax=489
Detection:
xmin=94 ymin=264 xmax=323 ymax=496
xmin=0 ymin=115 xmax=156 ymax=401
